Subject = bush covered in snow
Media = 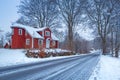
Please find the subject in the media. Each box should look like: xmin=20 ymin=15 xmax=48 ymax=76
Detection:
xmin=25 ymin=49 xmax=74 ymax=58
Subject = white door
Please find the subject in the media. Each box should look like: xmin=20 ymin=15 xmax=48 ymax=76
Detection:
xmin=46 ymin=39 xmax=50 ymax=48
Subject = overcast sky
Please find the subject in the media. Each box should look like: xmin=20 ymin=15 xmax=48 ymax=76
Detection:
xmin=0 ymin=0 xmax=20 ymax=32
xmin=0 ymin=0 xmax=94 ymax=40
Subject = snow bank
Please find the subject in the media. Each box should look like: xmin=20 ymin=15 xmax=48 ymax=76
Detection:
xmin=0 ymin=49 xmax=39 ymax=67
xmin=0 ymin=49 xmax=77 ymax=68
xmin=89 ymin=55 xmax=120 ymax=80
xmin=28 ymin=48 xmax=70 ymax=54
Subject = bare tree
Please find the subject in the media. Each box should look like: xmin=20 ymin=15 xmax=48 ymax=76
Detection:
xmin=85 ymin=0 xmax=119 ymax=55
xmin=108 ymin=0 xmax=120 ymax=57
xmin=18 ymin=0 xmax=58 ymax=28
xmin=114 ymin=26 xmax=120 ymax=57
xmin=110 ymin=26 xmax=114 ymax=56
xmin=57 ymin=0 xmax=86 ymax=52
xmin=111 ymin=19 xmax=120 ymax=57
xmin=74 ymin=36 xmax=91 ymax=53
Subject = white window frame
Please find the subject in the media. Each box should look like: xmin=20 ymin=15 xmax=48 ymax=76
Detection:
xmin=18 ymin=29 xmax=22 ymax=35
xmin=38 ymin=39 xmax=43 ymax=45
xmin=25 ymin=31 xmax=27 ymax=36
xmin=45 ymin=31 xmax=50 ymax=36
xmin=26 ymin=39 xmax=30 ymax=45
xmin=53 ymin=41 xmax=56 ymax=46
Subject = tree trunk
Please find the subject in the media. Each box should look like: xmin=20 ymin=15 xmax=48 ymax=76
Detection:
xmin=115 ymin=48 xmax=119 ymax=57
xmin=68 ymin=27 xmax=73 ymax=52
xmin=114 ymin=26 xmax=119 ymax=58
xmin=115 ymin=45 xmax=120 ymax=58
xmin=102 ymin=40 xmax=107 ymax=55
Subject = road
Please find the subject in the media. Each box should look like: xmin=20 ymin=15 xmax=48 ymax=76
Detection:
xmin=0 ymin=53 xmax=100 ymax=80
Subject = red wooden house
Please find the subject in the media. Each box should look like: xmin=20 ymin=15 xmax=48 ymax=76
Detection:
xmin=11 ymin=24 xmax=59 ymax=49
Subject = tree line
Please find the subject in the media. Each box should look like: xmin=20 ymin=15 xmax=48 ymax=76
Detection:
xmin=16 ymin=0 xmax=120 ymax=57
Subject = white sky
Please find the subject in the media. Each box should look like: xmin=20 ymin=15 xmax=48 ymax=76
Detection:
xmin=75 ymin=24 xmax=95 ymax=40
xmin=0 ymin=0 xmax=95 ymax=40
xmin=0 ymin=0 xmax=20 ymax=32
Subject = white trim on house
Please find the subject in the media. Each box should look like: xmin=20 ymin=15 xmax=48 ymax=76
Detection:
xmin=32 ymin=38 xmax=34 ymax=48
xmin=46 ymin=38 xmax=50 ymax=48
xmin=25 ymin=31 xmax=27 ymax=36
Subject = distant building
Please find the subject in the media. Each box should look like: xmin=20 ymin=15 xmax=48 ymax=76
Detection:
xmin=10 ymin=24 xmax=59 ymax=49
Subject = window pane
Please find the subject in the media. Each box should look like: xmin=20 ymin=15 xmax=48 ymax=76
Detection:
xmin=26 ymin=39 xmax=30 ymax=45
xmin=38 ymin=39 xmax=43 ymax=45
xmin=45 ymin=31 xmax=50 ymax=36
xmin=18 ymin=29 xmax=22 ymax=35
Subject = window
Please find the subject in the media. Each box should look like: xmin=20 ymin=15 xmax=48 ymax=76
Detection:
xmin=38 ymin=39 xmax=43 ymax=45
xmin=45 ymin=31 xmax=50 ymax=36
xmin=26 ymin=39 xmax=30 ymax=45
xmin=52 ymin=41 xmax=56 ymax=46
xmin=18 ymin=29 xmax=22 ymax=35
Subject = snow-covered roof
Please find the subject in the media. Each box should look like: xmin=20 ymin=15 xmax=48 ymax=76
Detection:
xmin=36 ymin=27 xmax=48 ymax=31
xmin=11 ymin=23 xmax=43 ymax=39
xmin=11 ymin=23 xmax=59 ymax=41
xmin=51 ymin=33 xmax=59 ymax=41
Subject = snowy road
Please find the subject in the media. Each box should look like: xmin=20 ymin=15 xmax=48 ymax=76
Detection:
xmin=0 ymin=53 xmax=100 ymax=80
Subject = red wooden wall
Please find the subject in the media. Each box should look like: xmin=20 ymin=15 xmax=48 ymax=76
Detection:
xmin=11 ymin=27 xmax=58 ymax=49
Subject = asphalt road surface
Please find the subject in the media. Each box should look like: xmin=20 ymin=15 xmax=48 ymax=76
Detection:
xmin=0 ymin=53 xmax=100 ymax=80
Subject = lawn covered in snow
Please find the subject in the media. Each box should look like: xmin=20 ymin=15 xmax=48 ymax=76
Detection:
xmin=89 ymin=55 xmax=120 ymax=80
xmin=0 ymin=49 xmax=78 ymax=68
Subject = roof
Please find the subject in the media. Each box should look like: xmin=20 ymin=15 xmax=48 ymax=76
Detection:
xmin=11 ymin=23 xmax=43 ymax=39
xmin=11 ymin=23 xmax=59 ymax=41
xmin=36 ymin=27 xmax=48 ymax=31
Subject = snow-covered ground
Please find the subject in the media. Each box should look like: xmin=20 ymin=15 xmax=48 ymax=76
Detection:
xmin=1 ymin=48 xmax=120 ymax=80
xmin=0 ymin=49 xmax=77 ymax=68
xmin=89 ymin=55 xmax=120 ymax=80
